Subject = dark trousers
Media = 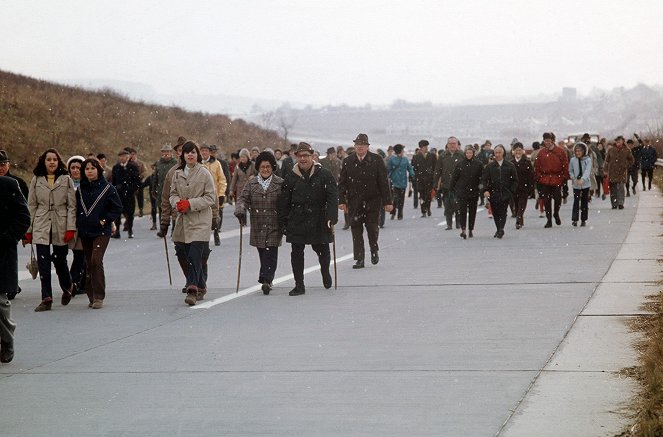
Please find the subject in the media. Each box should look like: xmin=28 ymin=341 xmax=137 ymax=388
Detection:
xmin=418 ymin=187 xmax=432 ymax=214
xmin=391 ymin=188 xmax=405 ymax=219
xmin=609 ymin=182 xmax=625 ymax=207
xmin=150 ymin=194 xmax=158 ymax=223
xmin=641 ymin=169 xmax=654 ymax=189
xmin=572 ymin=188 xmax=589 ymax=222
xmin=539 ymin=185 xmax=561 ymax=221
xmin=70 ymin=249 xmax=86 ymax=291
xmin=513 ymin=192 xmax=529 ymax=226
xmin=456 ymin=197 xmax=478 ymax=230
xmin=257 ymin=246 xmax=278 ymax=284
xmin=441 ymin=188 xmax=457 ymax=226
xmin=627 ymin=168 xmax=638 ymax=191
xmin=412 ymin=181 xmax=419 ymax=207
xmin=115 ymin=194 xmax=135 ymax=234
xmin=174 ymin=241 xmax=210 ymax=290
xmin=595 ymin=175 xmax=604 ymax=196
xmin=81 ymin=236 xmax=110 ymax=302
xmin=136 ymin=185 xmax=145 ymax=211
xmin=290 ymin=243 xmax=330 ymax=286
xmin=379 ymin=208 xmax=385 ymax=228
xmin=561 ymin=181 xmax=569 ymax=199
xmin=36 ymin=244 xmax=72 ymax=300
xmin=350 ymin=206 xmax=380 ymax=260
xmin=490 ymin=197 xmax=509 ymax=231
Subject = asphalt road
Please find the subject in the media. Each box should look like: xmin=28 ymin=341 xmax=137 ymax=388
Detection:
xmin=3 ymin=194 xmax=638 ymax=436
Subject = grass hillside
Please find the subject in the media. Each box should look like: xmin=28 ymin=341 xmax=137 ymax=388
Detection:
xmin=0 ymin=70 xmax=286 ymax=174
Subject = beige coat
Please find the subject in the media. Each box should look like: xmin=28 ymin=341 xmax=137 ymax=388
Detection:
xmin=170 ymin=164 xmax=216 ymax=243
xmin=230 ymin=163 xmax=256 ymax=199
xmin=27 ymin=175 xmax=77 ymax=246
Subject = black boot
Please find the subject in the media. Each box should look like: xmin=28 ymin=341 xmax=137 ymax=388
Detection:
xmin=289 ymin=283 xmax=305 ymax=296
xmin=371 ymin=252 xmax=379 ymax=265
xmin=353 ymin=259 xmax=365 ymax=269
xmin=150 ymin=220 xmax=157 ymax=231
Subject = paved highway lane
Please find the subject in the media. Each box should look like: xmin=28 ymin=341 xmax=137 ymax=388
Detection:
xmin=3 ymin=195 xmax=639 ymax=435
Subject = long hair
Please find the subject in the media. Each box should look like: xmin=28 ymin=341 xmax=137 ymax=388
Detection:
xmin=33 ymin=148 xmax=68 ymax=177
xmin=80 ymin=158 xmax=106 ymax=184
xmin=178 ymin=141 xmax=202 ymax=170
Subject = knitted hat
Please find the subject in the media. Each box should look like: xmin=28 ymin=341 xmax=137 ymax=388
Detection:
xmin=239 ymin=148 xmax=250 ymax=159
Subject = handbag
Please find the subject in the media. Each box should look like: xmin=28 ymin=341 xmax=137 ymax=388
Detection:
xmin=26 ymin=243 xmax=38 ymax=280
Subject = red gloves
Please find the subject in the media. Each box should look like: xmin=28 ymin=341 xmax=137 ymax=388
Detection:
xmin=64 ymin=230 xmax=76 ymax=243
xmin=24 ymin=233 xmax=32 ymax=244
xmin=176 ymin=200 xmax=191 ymax=213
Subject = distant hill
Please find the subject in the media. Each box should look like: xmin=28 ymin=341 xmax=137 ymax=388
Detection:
xmin=0 ymin=70 xmax=286 ymax=174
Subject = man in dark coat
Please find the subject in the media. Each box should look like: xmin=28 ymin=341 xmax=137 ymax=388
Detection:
xmin=0 ymin=176 xmax=31 ymax=363
xmin=338 ymin=133 xmax=393 ymax=269
xmin=638 ymin=134 xmax=657 ymax=190
xmin=279 ymin=142 xmax=338 ymax=296
xmin=434 ymin=137 xmax=464 ymax=229
xmin=111 ymin=149 xmax=141 ymax=238
xmin=482 ymin=145 xmax=519 ymax=239
xmin=0 ymin=150 xmax=29 ymax=199
xmin=411 ymin=139 xmax=436 ymax=217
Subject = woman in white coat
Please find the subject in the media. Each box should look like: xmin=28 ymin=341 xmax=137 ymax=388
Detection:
xmin=569 ymin=142 xmax=593 ymax=227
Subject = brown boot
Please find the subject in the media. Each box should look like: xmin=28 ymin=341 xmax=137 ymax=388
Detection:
xmin=185 ymin=286 xmax=198 ymax=306
xmin=196 ymin=288 xmax=207 ymax=300
xmin=91 ymin=299 xmax=103 ymax=309
xmin=35 ymin=298 xmax=53 ymax=312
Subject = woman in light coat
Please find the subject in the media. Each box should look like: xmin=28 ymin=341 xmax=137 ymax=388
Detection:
xmin=234 ymin=151 xmax=283 ymax=295
xmin=26 ymin=149 xmax=77 ymax=312
xmin=170 ymin=141 xmax=216 ymax=306
xmin=569 ymin=142 xmax=593 ymax=227
xmin=229 ymin=148 xmax=256 ymax=202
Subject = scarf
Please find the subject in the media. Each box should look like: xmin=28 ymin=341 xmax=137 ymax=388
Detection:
xmin=258 ymin=174 xmax=272 ymax=191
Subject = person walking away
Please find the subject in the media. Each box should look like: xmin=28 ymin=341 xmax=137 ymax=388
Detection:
xmin=76 ymin=159 xmax=123 ymax=308
xmin=338 ymin=134 xmax=392 ymax=268
xmin=278 ymin=142 xmax=338 ymax=296
xmin=482 ymin=145 xmax=518 ymax=239
xmin=449 ymin=145 xmax=483 ymax=238
xmin=638 ymin=135 xmax=657 ymax=190
xmin=569 ymin=143 xmax=592 ymax=226
xmin=625 ymin=138 xmax=642 ymax=196
xmin=386 ymin=144 xmax=414 ymax=220
xmin=510 ymin=143 xmax=535 ymax=229
xmin=604 ymin=135 xmax=634 ymax=210
xmin=111 ymin=149 xmax=141 ymax=238
xmin=534 ymin=132 xmax=568 ymax=228
xmin=434 ymin=136 xmax=463 ymax=229
xmin=234 ymin=152 xmax=283 ymax=294
xmin=411 ymin=140 xmax=436 ymax=217
xmin=26 ymin=149 xmax=77 ymax=311
xmin=170 ymin=141 xmax=216 ymax=305
xmin=0 ymin=176 xmax=30 ymax=363
xmin=200 ymin=144 xmax=227 ymax=246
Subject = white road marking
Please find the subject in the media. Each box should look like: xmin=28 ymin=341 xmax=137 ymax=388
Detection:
xmin=193 ymin=253 xmax=355 ymax=309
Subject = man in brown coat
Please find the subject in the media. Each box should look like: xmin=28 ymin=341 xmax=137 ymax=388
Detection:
xmin=604 ymin=135 xmax=635 ymax=209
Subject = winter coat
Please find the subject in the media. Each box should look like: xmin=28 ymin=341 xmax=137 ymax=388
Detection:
xmin=202 ymin=157 xmax=226 ymax=199
xmin=434 ymin=150 xmax=464 ymax=191
xmin=235 ymin=175 xmax=283 ymax=248
xmin=338 ymin=151 xmax=392 ymax=222
xmin=481 ymin=160 xmax=519 ymax=201
xmin=76 ymin=177 xmax=123 ymax=238
xmin=230 ymin=162 xmax=256 ymax=199
xmin=5 ymin=171 xmax=29 ymax=199
xmin=386 ymin=154 xmax=414 ymax=190
xmin=170 ymin=164 xmax=216 ymax=244
xmin=535 ymin=146 xmax=569 ymax=187
xmin=27 ymin=174 xmax=77 ymax=246
xmin=111 ymin=163 xmax=141 ymax=199
xmin=449 ymin=157 xmax=484 ymax=200
xmin=640 ymin=146 xmax=658 ymax=170
xmin=279 ymin=163 xmax=338 ymax=245
xmin=151 ymin=157 xmax=178 ymax=199
xmin=0 ymin=176 xmax=31 ymax=295
xmin=511 ymin=156 xmax=536 ymax=197
xmin=569 ymin=155 xmax=593 ymax=190
xmin=219 ymin=158 xmax=231 ymax=200
xmin=319 ymin=156 xmax=342 ymax=182
xmin=604 ymin=145 xmax=635 ymax=183
xmin=411 ymin=152 xmax=437 ymax=191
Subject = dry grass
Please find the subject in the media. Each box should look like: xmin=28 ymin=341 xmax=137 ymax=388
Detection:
xmin=0 ymin=69 xmax=286 ymax=177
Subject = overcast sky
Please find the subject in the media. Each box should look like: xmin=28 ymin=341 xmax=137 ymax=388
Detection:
xmin=2 ymin=0 xmax=662 ymax=107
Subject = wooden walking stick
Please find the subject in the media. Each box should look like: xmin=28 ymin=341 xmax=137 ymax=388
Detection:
xmin=163 ymin=235 xmax=172 ymax=286
xmin=236 ymin=224 xmax=243 ymax=293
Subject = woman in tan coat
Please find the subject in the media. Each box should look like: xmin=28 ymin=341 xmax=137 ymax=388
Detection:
xmin=229 ymin=148 xmax=256 ymax=202
xmin=25 ymin=149 xmax=77 ymax=312
xmin=234 ymin=151 xmax=283 ymax=295
xmin=170 ymin=141 xmax=216 ymax=306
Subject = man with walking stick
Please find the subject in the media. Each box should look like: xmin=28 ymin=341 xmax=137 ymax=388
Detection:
xmin=278 ymin=142 xmax=338 ymax=296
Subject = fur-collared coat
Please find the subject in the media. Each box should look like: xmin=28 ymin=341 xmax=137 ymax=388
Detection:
xmin=235 ymin=175 xmax=284 ymax=248
xmin=27 ymin=174 xmax=77 ymax=246
xmin=169 ymin=164 xmax=216 ymax=243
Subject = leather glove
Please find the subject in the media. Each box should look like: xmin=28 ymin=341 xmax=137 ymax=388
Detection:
xmin=64 ymin=230 xmax=76 ymax=243
xmin=235 ymin=213 xmax=247 ymax=226
xmin=24 ymin=232 xmax=32 ymax=244
xmin=176 ymin=199 xmax=190 ymax=213
xmin=160 ymin=225 xmax=169 ymax=237
xmin=212 ymin=217 xmax=219 ymax=231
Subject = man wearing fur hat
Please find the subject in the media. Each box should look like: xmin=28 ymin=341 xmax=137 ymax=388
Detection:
xmin=411 ymin=139 xmax=437 ymax=217
xmin=279 ymin=142 xmax=338 ymax=296
xmin=338 ymin=134 xmax=392 ymax=269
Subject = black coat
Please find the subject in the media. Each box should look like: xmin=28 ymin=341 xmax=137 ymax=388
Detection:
xmin=5 ymin=171 xmax=29 ymax=200
xmin=449 ymin=157 xmax=484 ymax=200
xmin=411 ymin=152 xmax=437 ymax=190
xmin=76 ymin=178 xmax=124 ymax=238
xmin=338 ymin=152 xmax=392 ymax=222
xmin=511 ymin=156 xmax=536 ymax=197
xmin=481 ymin=160 xmax=519 ymax=201
xmin=111 ymin=163 xmax=141 ymax=198
xmin=279 ymin=163 xmax=338 ymax=245
xmin=0 ymin=176 xmax=31 ymax=295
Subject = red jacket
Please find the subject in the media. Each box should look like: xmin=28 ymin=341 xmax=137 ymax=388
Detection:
xmin=535 ymin=146 xmax=569 ymax=186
